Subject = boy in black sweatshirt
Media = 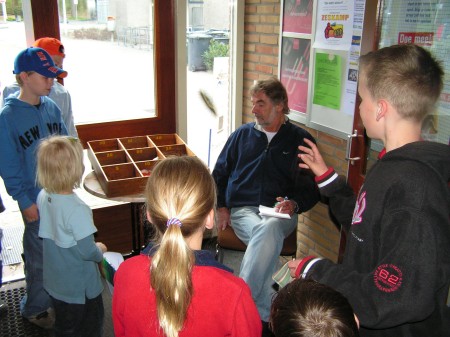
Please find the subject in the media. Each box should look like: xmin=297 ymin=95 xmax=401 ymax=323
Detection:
xmin=288 ymin=44 xmax=450 ymax=336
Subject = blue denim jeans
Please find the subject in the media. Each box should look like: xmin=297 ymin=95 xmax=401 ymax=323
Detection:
xmin=51 ymin=294 xmax=104 ymax=337
xmin=21 ymin=219 xmax=52 ymax=318
xmin=230 ymin=206 xmax=298 ymax=321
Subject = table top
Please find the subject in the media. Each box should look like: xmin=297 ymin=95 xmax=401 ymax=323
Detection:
xmin=83 ymin=171 xmax=146 ymax=203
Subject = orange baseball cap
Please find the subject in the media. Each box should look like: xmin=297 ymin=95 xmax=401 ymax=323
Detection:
xmin=33 ymin=37 xmax=65 ymax=58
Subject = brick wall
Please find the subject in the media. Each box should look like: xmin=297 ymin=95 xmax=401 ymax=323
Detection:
xmin=243 ymin=0 xmax=349 ymax=263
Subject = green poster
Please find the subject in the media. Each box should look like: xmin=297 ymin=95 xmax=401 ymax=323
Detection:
xmin=313 ymin=53 xmax=342 ymax=110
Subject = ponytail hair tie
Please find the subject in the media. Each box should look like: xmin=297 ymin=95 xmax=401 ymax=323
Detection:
xmin=166 ymin=218 xmax=182 ymax=228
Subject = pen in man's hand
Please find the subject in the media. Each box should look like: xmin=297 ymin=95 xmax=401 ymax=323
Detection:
xmin=279 ymin=196 xmax=289 ymax=213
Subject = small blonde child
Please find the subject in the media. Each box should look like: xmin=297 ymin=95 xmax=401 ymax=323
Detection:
xmin=37 ymin=135 xmax=107 ymax=337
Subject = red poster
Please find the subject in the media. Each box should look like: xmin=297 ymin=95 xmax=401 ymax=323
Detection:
xmin=280 ymin=37 xmax=310 ymax=114
xmin=283 ymin=0 xmax=314 ymax=34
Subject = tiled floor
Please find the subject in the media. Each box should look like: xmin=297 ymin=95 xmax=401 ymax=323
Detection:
xmin=1 ymin=177 xmax=26 ymax=284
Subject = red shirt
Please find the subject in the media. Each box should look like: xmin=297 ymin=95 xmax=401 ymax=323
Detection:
xmin=113 ymin=254 xmax=262 ymax=337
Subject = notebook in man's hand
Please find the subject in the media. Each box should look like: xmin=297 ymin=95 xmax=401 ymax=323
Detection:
xmin=259 ymin=205 xmax=291 ymax=219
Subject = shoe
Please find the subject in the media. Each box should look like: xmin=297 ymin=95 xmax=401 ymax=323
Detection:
xmin=0 ymin=299 xmax=7 ymax=315
xmin=27 ymin=307 xmax=55 ymax=330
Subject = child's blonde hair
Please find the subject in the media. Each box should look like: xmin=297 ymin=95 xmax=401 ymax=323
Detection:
xmin=359 ymin=44 xmax=443 ymax=122
xmin=145 ymin=156 xmax=216 ymax=337
xmin=16 ymin=72 xmax=34 ymax=87
xmin=36 ymin=136 xmax=84 ymax=193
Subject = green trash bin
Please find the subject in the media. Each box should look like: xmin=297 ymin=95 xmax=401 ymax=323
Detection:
xmin=188 ymin=33 xmax=212 ymax=71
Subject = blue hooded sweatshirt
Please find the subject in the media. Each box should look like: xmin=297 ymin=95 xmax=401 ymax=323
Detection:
xmin=0 ymin=95 xmax=68 ymax=211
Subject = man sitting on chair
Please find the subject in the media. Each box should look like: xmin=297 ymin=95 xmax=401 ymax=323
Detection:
xmin=212 ymin=77 xmax=320 ymax=333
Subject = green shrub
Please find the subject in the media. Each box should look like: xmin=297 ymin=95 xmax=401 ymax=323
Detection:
xmin=202 ymin=40 xmax=229 ymax=71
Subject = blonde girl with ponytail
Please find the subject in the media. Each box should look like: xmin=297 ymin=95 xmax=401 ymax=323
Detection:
xmin=112 ymin=156 xmax=261 ymax=337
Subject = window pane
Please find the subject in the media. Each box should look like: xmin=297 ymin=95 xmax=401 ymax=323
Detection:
xmin=186 ymin=0 xmax=232 ymax=169
xmin=379 ymin=0 xmax=450 ymax=145
xmin=61 ymin=0 xmax=156 ymax=124
xmin=0 ymin=23 xmax=26 ymax=97
xmin=0 ymin=1 xmax=156 ymax=126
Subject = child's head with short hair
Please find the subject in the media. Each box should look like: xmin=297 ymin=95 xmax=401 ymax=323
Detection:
xmin=358 ymin=44 xmax=443 ymax=122
xmin=37 ymin=136 xmax=84 ymax=193
xmin=250 ymin=77 xmax=290 ymax=114
xmin=270 ymin=279 xmax=360 ymax=337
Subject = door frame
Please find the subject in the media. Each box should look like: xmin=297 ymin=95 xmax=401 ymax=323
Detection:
xmin=347 ymin=0 xmax=383 ymax=193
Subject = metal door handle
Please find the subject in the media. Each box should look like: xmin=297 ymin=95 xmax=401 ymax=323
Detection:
xmin=346 ymin=130 xmax=361 ymax=161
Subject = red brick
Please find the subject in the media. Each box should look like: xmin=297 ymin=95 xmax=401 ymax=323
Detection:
xmin=297 ymin=232 xmax=315 ymax=249
xmin=255 ymin=24 xmax=274 ymax=34
xmin=245 ymin=53 xmax=260 ymax=63
xmin=244 ymin=44 xmax=256 ymax=53
xmin=245 ymin=34 xmax=260 ymax=43
xmin=260 ymin=54 xmax=277 ymax=65
xmin=245 ymin=24 xmax=257 ymax=33
xmin=244 ymin=61 xmax=256 ymax=71
xmin=260 ymin=35 xmax=278 ymax=45
xmin=255 ymin=44 xmax=276 ymax=55
xmin=257 ymin=5 xmax=276 ymax=14
xmin=260 ymin=15 xmax=279 ymax=24
xmin=255 ymin=63 xmax=273 ymax=74
xmin=245 ymin=14 xmax=260 ymax=23
xmin=245 ymin=5 xmax=257 ymax=14
xmin=318 ymin=132 xmax=346 ymax=147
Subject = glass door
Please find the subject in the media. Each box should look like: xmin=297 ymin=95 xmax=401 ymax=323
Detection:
xmin=186 ymin=0 xmax=234 ymax=169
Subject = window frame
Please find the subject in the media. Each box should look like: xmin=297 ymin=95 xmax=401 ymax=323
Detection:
xmin=30 ymin=0 xmax=176 ymax=148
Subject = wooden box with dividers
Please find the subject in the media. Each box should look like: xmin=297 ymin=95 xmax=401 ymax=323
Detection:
xmin=87 ymin=134 xmax=195 ymax=197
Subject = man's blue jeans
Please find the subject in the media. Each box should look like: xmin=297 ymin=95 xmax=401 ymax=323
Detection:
xmin=21 ymin=219 xmax=51 ymax=318
xmin=230 ymin=206 xmax=298 ymax=321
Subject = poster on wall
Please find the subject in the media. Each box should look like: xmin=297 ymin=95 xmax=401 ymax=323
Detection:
xmin=314 ymin=0 xmax=354 ymax=50
xmin=280 ymin=37 xmax=311 ymax=114
xmin=282 ymin=0 xmax=314 ymax=35
xmin=313 ymin=53 xmax=342 ymax=110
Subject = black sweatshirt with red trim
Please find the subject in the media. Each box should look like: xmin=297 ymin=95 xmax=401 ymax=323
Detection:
xmin=295 ymin=141 xmax=450 ymax=337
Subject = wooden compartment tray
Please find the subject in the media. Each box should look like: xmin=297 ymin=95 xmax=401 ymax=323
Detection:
xmin=87 ymin=134 xmax=194 ymax=197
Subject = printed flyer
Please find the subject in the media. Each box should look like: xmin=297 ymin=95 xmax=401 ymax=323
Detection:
xmin=314 ymin=0 xmax=354 ymax=50
xmin=282 ymin=0 xmax=314 ymax=34
xmin=313 ymin=53 xmax=342 ymax=110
